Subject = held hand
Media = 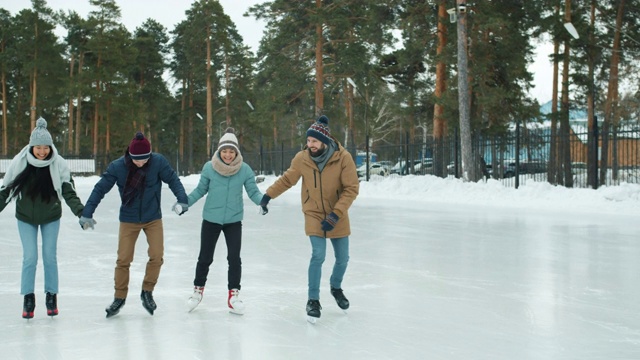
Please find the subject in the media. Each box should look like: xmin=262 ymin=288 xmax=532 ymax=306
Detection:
xmin=321 ymin=212 xmax=339 ymax=232
xmin=259 ymin=194 xmax=271 ymax=215
xmin=172 ymin=202 xmax=189 ymax=216
xmin=79 ymin=216 xmax=97 ymax=230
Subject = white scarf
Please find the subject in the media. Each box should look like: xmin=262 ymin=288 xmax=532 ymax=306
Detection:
xmin=2 ymin=144 xmax=71 ymax=203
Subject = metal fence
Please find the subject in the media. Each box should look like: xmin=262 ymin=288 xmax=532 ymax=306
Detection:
xmin=241 ymin=127 xmax=640 ymax=189
xmin=3 ymin=127 xmax=637 ymax=190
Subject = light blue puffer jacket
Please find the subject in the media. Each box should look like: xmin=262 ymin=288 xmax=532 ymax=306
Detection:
xmin=187 ymin=160 xmax=263 ymax=224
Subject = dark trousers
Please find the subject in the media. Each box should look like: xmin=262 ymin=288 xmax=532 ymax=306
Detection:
xmin=193 ymin=220 xmax=242 ymax=290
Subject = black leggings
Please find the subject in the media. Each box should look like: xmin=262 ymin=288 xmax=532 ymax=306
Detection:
xmin=193 ymin=220 xmax=242 ymax=290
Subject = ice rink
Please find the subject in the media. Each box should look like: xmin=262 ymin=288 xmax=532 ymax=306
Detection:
xmin=0 ymin=175 xmax=638 ymax=359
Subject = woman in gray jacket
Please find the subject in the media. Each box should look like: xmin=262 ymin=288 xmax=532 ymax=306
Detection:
xmin=186 ymin=128 xmax=264 ymax=314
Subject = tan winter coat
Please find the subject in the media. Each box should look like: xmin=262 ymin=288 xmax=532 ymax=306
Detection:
xmin=266 ymin=142 xmax=359 ymax=238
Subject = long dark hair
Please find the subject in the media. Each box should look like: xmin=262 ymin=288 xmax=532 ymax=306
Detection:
xmin=5 ymin=148 xmax=56 ymax=203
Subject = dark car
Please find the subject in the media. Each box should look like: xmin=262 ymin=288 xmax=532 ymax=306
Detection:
xmin=390 ymin=160 xmax=421 ymax=175
xmin=503 ymin=161 xmax=547 ymax=178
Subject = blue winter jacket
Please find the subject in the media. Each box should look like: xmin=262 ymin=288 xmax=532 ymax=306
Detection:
xmin=82 ymin=153 xmax=187 ymax=223
xmin=188 ymin=161 xmax=263 ymax=225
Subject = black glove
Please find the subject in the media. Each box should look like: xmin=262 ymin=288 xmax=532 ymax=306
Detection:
xmin=321 ymin=212 xmax=339 ymax=232
xmin=259 ymin=194 xmax=271 ymax=215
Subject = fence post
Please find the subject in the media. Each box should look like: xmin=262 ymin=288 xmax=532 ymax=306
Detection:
xmin=515 ymin=119 xmax=520 ymax=189
xmin=259 ymin=134 xmax=263 ymax=175
xmin=454 ymin=127 xmax=460 ymax=178
xmin=405 ymin=131 xmax=410 ymax=175
xmin=591 ymin=116 xmax=599 ymax=189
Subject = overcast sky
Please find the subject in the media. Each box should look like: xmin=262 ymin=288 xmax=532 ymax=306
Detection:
xmin=4 ymin=0 xmax=553 ymax=103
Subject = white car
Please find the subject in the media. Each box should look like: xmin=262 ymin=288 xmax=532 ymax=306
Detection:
xmin=357 ymin=162 xmax=389 ymax=177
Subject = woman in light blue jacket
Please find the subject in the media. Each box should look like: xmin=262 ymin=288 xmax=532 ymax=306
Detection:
xmin=186 ymin=128 xmax=264 ymax=314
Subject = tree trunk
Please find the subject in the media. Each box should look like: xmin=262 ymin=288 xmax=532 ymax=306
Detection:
xmin=107 ymin=96 xmax=113 ymax=154
xmin=205 ymin=25 xmax=213 ymax=158
xmin=601 ymin=0 xmax=624 ymax=185
xmin=180 ymin=77 xmax=186 ymax=171
xmin=456 ymin=0 xmax=475 ymax=181
xmin=314 ymin=0 xmax=324 ymax=116
xmin=30 ymin=22 xmax=38 ymax=130
xmin=432 ymin=0 xmax=448 ymax=177
xmin=93 ymin=52 xmax=102 ymax=157
xmin=1 ymin=66 xmax=7 ymax=155
xmin=548 ymin=32 xmax=560 ymax=185
xmin=560 ymin=37 xmax=573 ymax=187
xmin=74 ymin=53 xmax=84 ymax=156
xmin=67 ymin=53 xmax=76 ymax=155
xmin=586 ymin=0 xmax=596 ymax=188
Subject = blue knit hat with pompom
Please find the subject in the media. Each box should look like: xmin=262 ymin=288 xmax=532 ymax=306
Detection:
xmin=306 ymin=115 xmax=332 ymax=145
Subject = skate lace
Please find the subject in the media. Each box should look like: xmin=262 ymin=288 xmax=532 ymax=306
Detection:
xmin=332 ymin=288 xmax=345 ymax=300
xmin=307 ymin=299 xmax=321 ymax=309
xmin=46 ymin=293 xmax=57 ymax=309
xmin=110 ymin=298 xmax=125 ymax=309
xmin=142 ymin=292 xmax=156 ymax=307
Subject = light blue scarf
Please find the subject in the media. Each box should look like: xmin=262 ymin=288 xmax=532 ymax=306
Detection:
xmin=310 ymin=140 xmax=336 ymax=172
xmin=2 ymin=144 xmax=71 ymax=203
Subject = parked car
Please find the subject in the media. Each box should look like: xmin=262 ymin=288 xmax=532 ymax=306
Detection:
xmin=390 ymin=160 xmax=421 ymax=175
xmin=376 ymin=160 xmax=394 ymax=170
xmin=413 ymin=159 xmax=434 ymax=175
xmin=503 ymin=161 xmax=547 ymax=178
xmin=571 ymin=162 xmax=587 ymax=175
xmin=357 ymin=162 xmax=389 ymax=177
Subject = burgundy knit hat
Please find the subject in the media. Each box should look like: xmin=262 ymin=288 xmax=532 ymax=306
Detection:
xmin=128 ymin=132 xmax=151 ymax=160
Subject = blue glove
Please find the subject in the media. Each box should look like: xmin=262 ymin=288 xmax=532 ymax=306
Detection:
xmin=172 ymin=202 xmax=188 ymax=215
xmin=79 ymin=216 xmax=97 ymax=230
xmin=259 ymin=194 xmax=270 ymax=215
xmin=321 ymin=212 xmax=339 ymax=232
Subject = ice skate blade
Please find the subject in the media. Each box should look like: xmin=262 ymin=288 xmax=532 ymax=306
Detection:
xmin=229 ymin=308 xmax=244 ymax=315
xmin=186 ymin=300 xmax=200 ymax=313
xmin=307 ymin=316 xmax=318 ymax=324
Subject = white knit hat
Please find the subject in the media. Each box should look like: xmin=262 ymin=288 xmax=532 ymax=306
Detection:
xmin=218 ymin=127 xmax=240 ymax=154
xmin=29 ymin=117 xmax=53 ymax=147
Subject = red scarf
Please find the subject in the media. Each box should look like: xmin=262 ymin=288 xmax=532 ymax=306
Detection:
xmin=123 ymin=154 xmax=150 ymax=207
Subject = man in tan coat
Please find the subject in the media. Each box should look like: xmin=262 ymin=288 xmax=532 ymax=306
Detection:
xmin=260 ymin=115 xmax=359 ymax=323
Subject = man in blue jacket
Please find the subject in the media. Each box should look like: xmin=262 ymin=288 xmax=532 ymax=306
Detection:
xmin=80 ymin=132 xmax=188 ymax=317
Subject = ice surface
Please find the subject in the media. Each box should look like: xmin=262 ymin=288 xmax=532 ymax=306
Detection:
xmin=0 ymin=175 xmax=638 ymax=359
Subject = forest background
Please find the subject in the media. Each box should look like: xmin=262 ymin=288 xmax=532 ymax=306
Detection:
xmin=0 ymin=0 xmax=639 ymax=181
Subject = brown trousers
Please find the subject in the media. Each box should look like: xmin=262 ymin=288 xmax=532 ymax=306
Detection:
xmin=114 ymin=219 xmax=164 ymax=299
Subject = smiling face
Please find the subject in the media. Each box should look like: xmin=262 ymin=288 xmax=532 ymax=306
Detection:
xmin=32 ymin=145 xmax=51 ymax=160
xmin=220 ymin=147 xmax=237 ymax=164
xmin=307 ymin=137 xmax=326 ymax=157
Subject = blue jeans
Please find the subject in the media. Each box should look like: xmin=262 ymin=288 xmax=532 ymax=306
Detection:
xmin=308 ymin=236 xmax=349 ymax=300
xmin=17 ymin=220 xmax=60 ymax=295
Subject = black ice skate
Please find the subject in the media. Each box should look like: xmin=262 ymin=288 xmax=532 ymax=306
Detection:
xmin=306 ymin=299 xmax=322 ymax=324
xmin=46 ymin=292 xmax=58 ymax=316
xmin=105 ymin=298 xmax=126 ymax=318
xmin=140 ymin=290 xmax=157 ymax=315
xmin=330 ymin=287 xmax=350 ymax=311
xmin=22 ymin=293 xmax=35 ymax=319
